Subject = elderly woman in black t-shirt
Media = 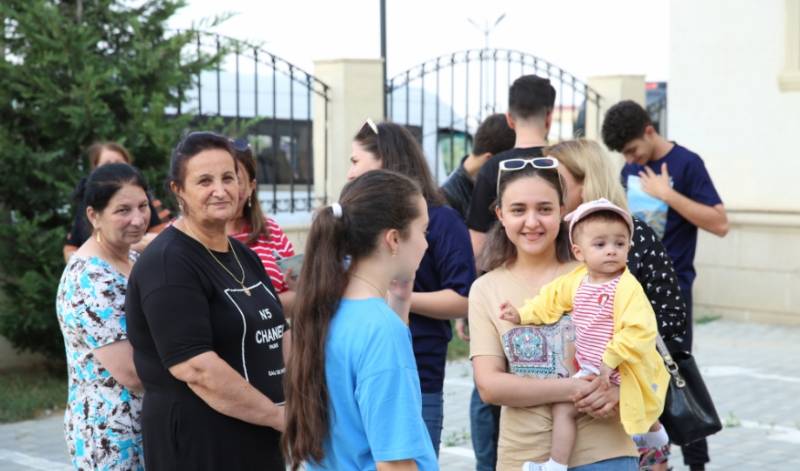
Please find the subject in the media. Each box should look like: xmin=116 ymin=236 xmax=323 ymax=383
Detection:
xmin=546 ymin=138 xmax=687 ymax=471
xmin=125 ymin=132 xmax=287 ymax=470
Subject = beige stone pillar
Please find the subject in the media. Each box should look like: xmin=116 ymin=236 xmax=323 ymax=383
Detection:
xmin=313 ymin=59 xmax=384 ymax=203
xmin=585 ymin=75 xmax=646 ymax=142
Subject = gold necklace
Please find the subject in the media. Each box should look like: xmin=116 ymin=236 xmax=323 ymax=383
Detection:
xmin=350 ymin=272 xmax=386 ymax=298
xmin=183 ymin=220 xmax=251 ymax=296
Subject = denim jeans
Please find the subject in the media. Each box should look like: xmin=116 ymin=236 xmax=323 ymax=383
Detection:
xmin=421 ymin=391 xmax=444 ymax=456
xmin=469 ymin=386 xmax=501 ymax=471
xmin=569 ymin=456 xmax=638 ymax=470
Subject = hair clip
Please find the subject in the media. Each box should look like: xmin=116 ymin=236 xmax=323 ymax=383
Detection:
xmin=331 ymin=202 xmax=343 ymax=218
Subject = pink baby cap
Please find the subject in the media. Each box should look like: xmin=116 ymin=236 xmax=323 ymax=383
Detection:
xmin=564 ymin=198 xmax=634 ymax=245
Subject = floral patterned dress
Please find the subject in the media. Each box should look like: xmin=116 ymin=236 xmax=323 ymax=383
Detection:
xmin=56 ymin=255 xmax=143 ymax=470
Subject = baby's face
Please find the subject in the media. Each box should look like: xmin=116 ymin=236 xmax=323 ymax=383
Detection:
xmin=573 ymin=219 xmax=631 ymax=277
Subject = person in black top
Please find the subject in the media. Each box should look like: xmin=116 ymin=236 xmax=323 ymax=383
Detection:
xmin=466 ymin=75 xmax=556 ymax=258
xmin=64 ymin=141 xmax=169 ymax=262
xmin=125 ymin=132 xmax=286 ymax=470
xmin=441 ymin=113 xmax=516 ymax=220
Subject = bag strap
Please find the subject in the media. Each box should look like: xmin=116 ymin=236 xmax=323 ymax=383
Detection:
xmin=655 ymin=334 xmax=687 ymax=388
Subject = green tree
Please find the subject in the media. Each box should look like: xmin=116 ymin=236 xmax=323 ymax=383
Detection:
xmin=0 ymin=0 xmax=224 ymax=361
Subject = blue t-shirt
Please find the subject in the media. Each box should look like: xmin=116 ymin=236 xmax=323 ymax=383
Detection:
xmin=410 ymin=205 xmax=476 ymax=394
xmin=307 ymin=298 xmax=439 ymax=471
xmin=621 ymin=143 xmax=722 ymax=289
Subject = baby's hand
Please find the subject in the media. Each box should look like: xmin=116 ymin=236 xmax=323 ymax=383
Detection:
xmin=498 ymin=301 xmax=521 ymax=324
xmin=599 ymin=363 xmax=613 ymax=388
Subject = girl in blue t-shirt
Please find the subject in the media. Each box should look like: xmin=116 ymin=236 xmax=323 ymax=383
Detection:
xmin=283 ymin=169 xmax=439 ymax=471
xmin=346 ymin=120 xmax=476 ymax=454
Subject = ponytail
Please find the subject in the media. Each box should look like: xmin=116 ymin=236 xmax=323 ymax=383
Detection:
xmin=282 ymin=205 xmax=347 ymax=468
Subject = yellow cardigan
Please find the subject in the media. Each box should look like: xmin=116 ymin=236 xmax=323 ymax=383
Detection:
xmin=518 ymin=265 xmax=670 ymax=435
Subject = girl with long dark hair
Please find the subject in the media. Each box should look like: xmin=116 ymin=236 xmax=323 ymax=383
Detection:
xmin=283 ymin=170 xmax=438 ymax=470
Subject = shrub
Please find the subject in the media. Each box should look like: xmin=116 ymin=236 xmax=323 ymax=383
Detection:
xmin=0 ymin=0 xmax=224 ymax=360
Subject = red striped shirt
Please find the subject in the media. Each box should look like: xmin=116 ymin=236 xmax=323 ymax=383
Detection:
xmin=573 ymin=274 xmax=622 ymax=384
xmin=230 ymin=218 xmax=295 ymax=293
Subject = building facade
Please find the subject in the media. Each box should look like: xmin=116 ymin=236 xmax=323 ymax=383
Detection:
xmin=669 ymin=0 xmax=800 ymax=323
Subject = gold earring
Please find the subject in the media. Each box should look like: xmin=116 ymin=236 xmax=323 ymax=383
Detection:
xmin=247 ymin=196 xmax=252 ymax=208
xmin=96 ymin=231 xmax=101 ymax=243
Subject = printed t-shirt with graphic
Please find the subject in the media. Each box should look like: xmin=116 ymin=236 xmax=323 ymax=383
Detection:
xmin=468 ymin=264 xmax=637 ymax=469
xmin=125 ymin=226 xmax=286 ymax=470
xmin=466 ymin=146 xmax=545 ymax=233
xmin=229 ymin=217 xmax=295 ymax=293
xmin=621 ymin=143 xmax=722 ymax=288
xmin=307 ymin=297 xmax=439 ymax=471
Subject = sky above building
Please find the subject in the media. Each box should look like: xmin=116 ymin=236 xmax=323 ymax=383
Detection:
xmin=171 ymin=0 xmax=670 ymax=83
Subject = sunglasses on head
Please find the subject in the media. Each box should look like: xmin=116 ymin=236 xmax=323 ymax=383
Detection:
xmin=365 ymin=118 xmax=379 ymax=135
xmin=496 ymin=156 xmax=560 ymax=194
xmin=230 ymin=137 xmax=251 ymax=152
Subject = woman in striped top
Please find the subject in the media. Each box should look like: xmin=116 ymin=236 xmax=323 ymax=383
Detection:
xmin=227 ymin=140 xmax=296 ymax=309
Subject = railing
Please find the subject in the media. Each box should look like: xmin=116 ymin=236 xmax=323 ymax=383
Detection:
xmin=386 ymin=48 xmax=602 ymax=180
xmin=173 ymin=31 xmax=330 ymax=213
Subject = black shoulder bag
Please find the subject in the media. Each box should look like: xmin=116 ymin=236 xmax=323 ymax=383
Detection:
xmin=655 ymin=335 xmax=722 ymax=445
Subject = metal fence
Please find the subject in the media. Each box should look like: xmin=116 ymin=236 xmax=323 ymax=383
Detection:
xmin=386 ymin=48 xmax=602 ymax=181
xmin=173 ymin=32 xmax=330 ymax=213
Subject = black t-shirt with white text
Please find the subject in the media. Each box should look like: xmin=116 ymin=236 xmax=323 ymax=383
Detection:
xmin=125 ymin=225 xmax=286 ymax=470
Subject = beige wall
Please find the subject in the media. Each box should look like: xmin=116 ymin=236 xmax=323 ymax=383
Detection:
xmin=694 ymin=211 xmax=800 ymax=324
xmin=670 ymin=0 xmax=800 ymax=212
xmin=586 ymin=75 xmax=646 ymax=141
xmin=313 ymin=58 xmax=384 ymax=203
xmin=281 ymin=221 xmax=311 ymax=254
xmin=670 ymin=0 xmax=800 ymax=323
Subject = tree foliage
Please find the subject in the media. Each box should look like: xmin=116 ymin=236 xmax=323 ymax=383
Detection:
xmin=0 ymin=0 xmax=224 ymax=359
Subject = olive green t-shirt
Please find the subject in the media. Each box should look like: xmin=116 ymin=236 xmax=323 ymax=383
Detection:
xmin=469 ymin=265 xmax=637 ymax=470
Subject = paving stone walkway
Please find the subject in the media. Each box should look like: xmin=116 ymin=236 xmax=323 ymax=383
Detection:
xmin=2 ymin=319 xmax=799 ymax=470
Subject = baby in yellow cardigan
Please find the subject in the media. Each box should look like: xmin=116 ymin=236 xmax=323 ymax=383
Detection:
xmin=498 ymin=199 xmax=670 ymax=471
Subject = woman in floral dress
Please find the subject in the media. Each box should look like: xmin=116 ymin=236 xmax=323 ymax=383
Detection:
xmin=56 ymin=163 xmax=152 ymax=470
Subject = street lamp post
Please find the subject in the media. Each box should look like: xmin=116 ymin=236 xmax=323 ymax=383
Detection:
xmin=468 ymin=14 xmax=506 ymax=116
xmin=381 ymin=0 xmax=387 ymax=118
xmin=468 ymin=13 xmax=506 ymax=50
